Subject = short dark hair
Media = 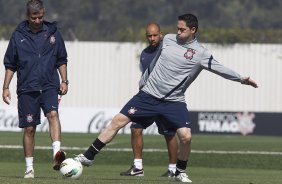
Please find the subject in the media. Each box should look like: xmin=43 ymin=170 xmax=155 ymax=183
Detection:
xmin=178 ymin=13 xmax=198 ymax=33
xmin=26 ymin=0 xmax=44 ymax=15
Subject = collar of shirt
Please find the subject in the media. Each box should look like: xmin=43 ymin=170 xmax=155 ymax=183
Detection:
xmin=177 ymin=36 xmax=197 ymax=47
xmin=147 ymin=44 xmax=160 ymax=52
xmin=26 ymin=23 xmax=48 ymax=34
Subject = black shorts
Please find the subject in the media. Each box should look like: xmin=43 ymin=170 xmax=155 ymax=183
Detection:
xmin=18 ymin=89 xmax=59 ymax=128
xmin=120 ymin=91 xmax=191 ymax=133
xmin=130 ymin=120 xmax=176 ymax=136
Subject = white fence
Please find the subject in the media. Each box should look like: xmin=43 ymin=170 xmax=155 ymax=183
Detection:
xmin=0 ymin=41 xmax=281 ymax=112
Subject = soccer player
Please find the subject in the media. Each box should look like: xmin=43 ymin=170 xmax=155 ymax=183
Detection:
xmin=74 ymin=13 xmax=258 ymax=183
xmin=119 ymin=23 xmax=178 ymax=177
xmin=2 ymin=0 xmax=68 ymax=178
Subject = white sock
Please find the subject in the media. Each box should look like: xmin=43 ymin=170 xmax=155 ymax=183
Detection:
xmin=25 ymin=157 xmax=34 ymax=171
xmin=52 ymin=141 xmax=61 ymax=158
xmin=168 ymin=164 xmax=176 ymax=173
xmin=134 ymin=159 xmax=143 ymax=169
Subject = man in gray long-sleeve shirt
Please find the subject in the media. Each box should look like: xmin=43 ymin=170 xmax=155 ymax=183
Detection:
xmin=120 ymin=22 xmax=178 ymax=177
xmin=74 ymin=13 xmax=258 ymax=183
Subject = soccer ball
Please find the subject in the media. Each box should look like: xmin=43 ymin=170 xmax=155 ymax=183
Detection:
xmin=59 ymin=158 xmax=83 ymax=179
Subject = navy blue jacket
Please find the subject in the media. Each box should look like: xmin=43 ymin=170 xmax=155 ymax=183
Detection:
xmin=140 ymin=44 xmax=160 ymax=74
xmin=4 ymin=20 xmax=68 ymax=94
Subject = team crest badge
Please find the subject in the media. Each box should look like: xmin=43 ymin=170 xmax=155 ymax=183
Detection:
xmin=128 ymin=107 xmax=137 ymax=115
xmin=236 ymin=112 xmax=256 ymax=135
xmin=26 ymin=114 xmax=34 ymax=123
xmin=50 ymin=35 xmax=56 ymax=44
xmin=184 ymin=48 xmax=196 ymax=60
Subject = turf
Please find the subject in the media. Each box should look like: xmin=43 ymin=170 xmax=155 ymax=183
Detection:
xmin=0 ymin=132 xmax=281 ymax=183
xmin=0 ymin=163 xmax=281 ymax=184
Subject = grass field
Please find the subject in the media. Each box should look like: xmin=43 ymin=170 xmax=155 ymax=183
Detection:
xmin=0 ymin=131 xmax=282 ymax=184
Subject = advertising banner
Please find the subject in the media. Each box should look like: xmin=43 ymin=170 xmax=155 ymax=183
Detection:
xmin=189 ymin=111 xmax=282 ymax=136
xmin=0 ymin=106 xmax=281 ymax=136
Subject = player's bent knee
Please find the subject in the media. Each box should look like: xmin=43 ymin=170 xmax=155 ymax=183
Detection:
xmin=111 ymin=113 xmax=130 ymax=129
xmin=178 ymin=134 xmax=192 ymax=144
xmin=47 ymin=111 xmax=59 ymax=119
xmin=24 ymin=126 xmax=36 ymax=136
xmin=131 ymin=128 xmax=143 ymax=135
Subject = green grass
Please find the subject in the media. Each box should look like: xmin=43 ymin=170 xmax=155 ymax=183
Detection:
xmin=0 ymin=132 xmax=282 ymax=183
xmin=1 ymin=163 xmax=281 ymax=184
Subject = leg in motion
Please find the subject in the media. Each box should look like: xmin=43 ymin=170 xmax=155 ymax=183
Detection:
xmin=75 ymin=113 xmax=131 ymax=166
xmin=47 ymin=110 xmax=66 ymax=170
xmin=175 ymin=127 xmax=192 ymax=183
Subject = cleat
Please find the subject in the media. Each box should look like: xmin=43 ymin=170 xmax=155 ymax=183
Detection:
xmin=53 ymin=150 xmax=66 ymax=171
xmin=74 ymin=154 xmax=93 ymax=166
xmin=161 ymin=170 xmax=175 ymax=177
xmin=120 ymin=165 xmax=144 ymax=176
xmin=175 ymin=172 xmax=192 ymax=183
xmin=24 ymin=169 xmax=34 ymax=179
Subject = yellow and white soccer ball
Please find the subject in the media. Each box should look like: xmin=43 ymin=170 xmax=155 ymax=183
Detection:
xmin=59 ymin=158 xmax=83 ymax=179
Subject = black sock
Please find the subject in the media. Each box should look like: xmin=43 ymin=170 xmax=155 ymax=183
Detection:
xmin=83 ymin=138 xmax=106 ymax=160
xmin=175 ymin=159 xmax=188 ymax=176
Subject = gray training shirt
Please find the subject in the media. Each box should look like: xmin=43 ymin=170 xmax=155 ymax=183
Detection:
xmin=140 ymin=34 xmax=243 ymax=102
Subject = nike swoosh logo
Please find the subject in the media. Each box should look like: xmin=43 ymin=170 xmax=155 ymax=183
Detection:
xmin=130 ymin=169 xmax=143 ymax=175
xmin=21 ymin=39 xmax=26 ymax=42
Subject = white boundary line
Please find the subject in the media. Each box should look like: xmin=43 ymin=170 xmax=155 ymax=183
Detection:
xmin=1 ymin=145 xmax=282 ymax=155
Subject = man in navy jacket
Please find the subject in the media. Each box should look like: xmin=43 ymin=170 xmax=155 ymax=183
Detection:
xmin=2 ymin=0 xmax=68 ymax=178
